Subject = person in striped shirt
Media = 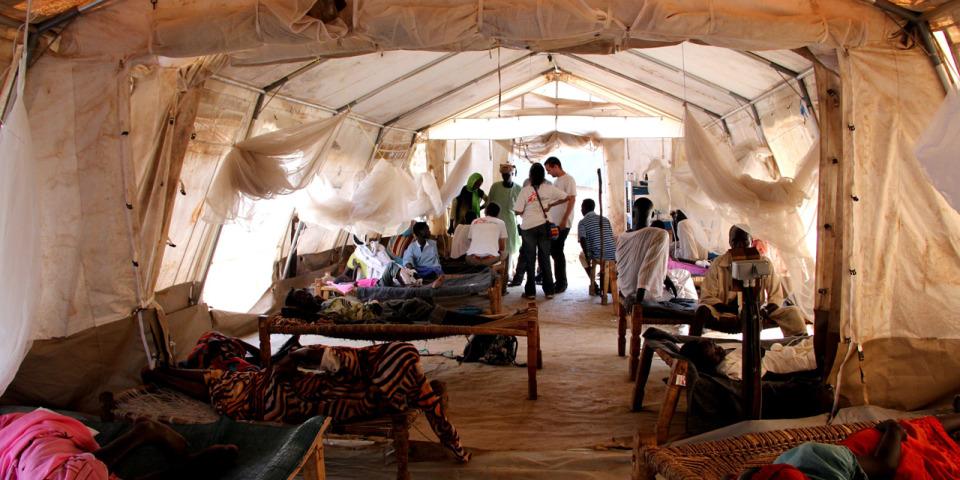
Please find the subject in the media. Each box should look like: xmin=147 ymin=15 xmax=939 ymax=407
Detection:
xmin=577 ymin=199 xmax=616 ymax=295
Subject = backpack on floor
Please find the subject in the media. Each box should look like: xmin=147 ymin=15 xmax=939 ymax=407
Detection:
xmin=460 ymin=335 xmax=518 ymax=366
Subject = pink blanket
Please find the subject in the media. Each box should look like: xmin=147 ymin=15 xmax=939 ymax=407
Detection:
xmin=668 ymin=259 xmax=708 ymax=276
xmin=0 ymin=410 xmax=110 ymax=480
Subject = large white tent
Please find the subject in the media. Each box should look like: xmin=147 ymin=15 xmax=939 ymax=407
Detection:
xmin=1 ymin=0 xmax=959 ymax=420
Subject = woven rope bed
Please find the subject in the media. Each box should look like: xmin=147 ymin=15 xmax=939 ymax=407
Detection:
xmin=635 ymin=421 xmax=878 ymax=480
xmin=259 ymin=303 xmax=543 ymax=399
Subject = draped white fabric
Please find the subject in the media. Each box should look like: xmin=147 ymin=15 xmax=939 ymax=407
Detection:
xmin=682 ymin=108 xmax=819 ymax=314
xmin=440 ymin=147 xmax=485 ymax=207
xmin=297 ymin=161 xmax=443 ymax=234
xmin=0 ymin=66 xmax=38 ymax=394
xmin=914 ymin=91 xmax=960 ymax=213
xmin=203 ymin=113 xmax=348 ymax=223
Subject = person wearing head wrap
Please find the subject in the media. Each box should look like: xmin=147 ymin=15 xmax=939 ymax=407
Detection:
xmin=488 ymin=164 xmax=522 ymax=283
xmin=450 ymin=173 xmax=486 ymax=233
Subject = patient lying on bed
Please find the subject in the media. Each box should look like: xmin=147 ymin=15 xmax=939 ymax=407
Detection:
xmin=739 ymin=414 xmax=960 ymax=480
xmin=0 ymin=409 xmax=238 ymax=480
xmin=698 ymin=225 xmax=807 ymax=337
xmin=147 ymin=333 xmax=471 ymax=463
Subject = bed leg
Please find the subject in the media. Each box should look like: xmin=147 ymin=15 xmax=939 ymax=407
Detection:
xmin=631 ymin=345 xmax=655 ymax=411
xmin=600 ymin=261 xmax=608 ymax=306
xmin=609 ymin=262 xmax=619 ymax=317
xmin=527 ymin=318 xmax=539 ymax=400
xmin=392 ymin=415 xmax=411 ymax=480
xmin=617 ymin=302 xmax=627 ymax=357
xmin=258 ymin=315 xmax=272 ymax=367
xmin=628 ymin=304 xmax=643 ymax=380
xmin=300 ymin=444 xmax=323 ymax=480
xmin=656 ymin=360 xmax=688 ymax=445
xmin=490 ymin=278 xmax=502 ymax=314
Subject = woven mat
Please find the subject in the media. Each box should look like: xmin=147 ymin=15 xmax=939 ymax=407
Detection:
xmin=639 ymin=421 xmax=878 ymax=480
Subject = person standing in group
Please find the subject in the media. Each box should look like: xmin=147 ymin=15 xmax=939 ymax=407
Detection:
xmin=543 ymin=157 xmax=577 ymax=293
xmin=449 ymin=173 xmax=486 ymax=233
xmin=487 ymin=163 xmax=522 ymax=284
xmin=513 ymin=163 xmax=568 ymax=300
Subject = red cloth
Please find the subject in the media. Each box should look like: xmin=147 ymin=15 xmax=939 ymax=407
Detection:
xmin=750 ymin=464 xmax=810 ymax=479
xmin=0 ymin=410 xmax=111 ymax=480
xmin=841 ymin=416 xmax=960 ymax=480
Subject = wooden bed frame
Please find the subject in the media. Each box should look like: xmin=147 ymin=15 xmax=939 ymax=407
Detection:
xmin=98 ymin=390 xmax=332 ymax=480
xmin=101 ymin=386 xmax=417 ymax=480
xmin=634 ymin=421 xmax=878 ymax=480
xmin=319 ymin=265 xmax=504 ymax=315
xmin=258 ymin=302 xmax=543 ymax=400
xmin=618 ymin=299 xmax=704 ymax=380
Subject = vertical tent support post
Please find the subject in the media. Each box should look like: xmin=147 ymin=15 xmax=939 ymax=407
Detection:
xmin=282 ymin=219 xmax=305 ymax=279
xmin=597 ymin=168 xmax=607 ymax=305
xmin=811 ymin=52 xmax=847 ymax=381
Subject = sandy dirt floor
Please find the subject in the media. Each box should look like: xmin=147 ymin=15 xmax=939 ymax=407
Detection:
xmin=285 ymin=258 xmax=682 ymax=478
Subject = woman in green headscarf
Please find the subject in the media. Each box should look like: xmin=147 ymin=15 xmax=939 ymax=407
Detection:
xmin=449 ymin=173 xmax=486 ymax=233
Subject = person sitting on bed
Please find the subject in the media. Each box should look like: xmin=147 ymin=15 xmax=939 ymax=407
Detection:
xmin=403 ymin=222 xmax=444 ymax=281
xmin=0 ymin=409 xmax=239 ymax=480
xmin=697 ymin=225 xmax=807 ymax=337
xmin=145 ymin=335 xmax=471 ymax=463
xmin=466 ymin=202 xmax=507 ymax=267
xmin=738 ymin=414 xmax=960 ymax=480
xmin=450 ymin=211 xmax=477 ymax=260
xmin=616 ymin=198 xmax=678 ymax=306
xmin=577 ymin=198 xmax=617 ymax=295
xmin=672 ymin=210 xmax=715 ymax=262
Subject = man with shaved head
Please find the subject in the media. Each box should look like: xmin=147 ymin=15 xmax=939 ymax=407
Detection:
xmin=697 ymin=225 xmax=807 ymax=337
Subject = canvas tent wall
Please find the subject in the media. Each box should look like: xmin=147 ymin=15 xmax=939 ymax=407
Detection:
xmin=0 ymin=0 xmax=958 ymax=414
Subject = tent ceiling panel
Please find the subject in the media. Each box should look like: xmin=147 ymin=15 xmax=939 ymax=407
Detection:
xmin=397 ymin=55 xmax=552 ymax=130
xmin=217 ymin=59 xmax=319 ymax=88
xmin=345 ymin=49 xmax=532 ymax=123
xmin=634 ymin=44 xmax=790 ymax=99
xmin=568 ymin=52 xmax=740 ymax=115
xmin=274 ymin=51 xmax=452 ymax=109
xmin=746 ymin=50 xmax=814 ymax=74
xmin=558 ymin=58 xmax=692 ymax=120
xmin=389 ymin=54 xmax=553 ymax=130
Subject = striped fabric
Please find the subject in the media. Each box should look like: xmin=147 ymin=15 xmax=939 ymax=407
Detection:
xmin=200 ymin=340 xmax=468 ymax=461
xmin=577 ymin=212 xmax=616 ymax=261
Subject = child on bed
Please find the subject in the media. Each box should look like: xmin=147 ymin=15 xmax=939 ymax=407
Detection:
xmin=402 ymin=222 xmax=444 ymax=281
xmin=737 ymin=413 xmax=960 ymax=480
xmin=0 ymin=409 xmax=238 ymax=480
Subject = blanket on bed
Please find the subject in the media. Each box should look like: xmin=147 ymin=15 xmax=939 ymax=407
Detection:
xmin=355 ymin=270 xmax=493 ymax=301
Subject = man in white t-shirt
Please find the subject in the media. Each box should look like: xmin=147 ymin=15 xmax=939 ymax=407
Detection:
xmin=544 ymin=156 xmax=577 ymax=293
xmin=466 ymin=203 xmax=508 ymax=267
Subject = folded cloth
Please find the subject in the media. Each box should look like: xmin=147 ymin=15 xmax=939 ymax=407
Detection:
xmin=0 ymin=410 xmax=112 ymax=480
xmin=356 ymin=278 xmax=378 ymax=288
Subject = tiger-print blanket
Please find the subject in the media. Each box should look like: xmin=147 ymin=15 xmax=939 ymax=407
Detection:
xmin=200 ymin=339 xmax=468 ymax=461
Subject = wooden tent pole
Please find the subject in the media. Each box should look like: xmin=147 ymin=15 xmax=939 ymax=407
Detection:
xmin=598 ymin=168 xmax=607 ymax=305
